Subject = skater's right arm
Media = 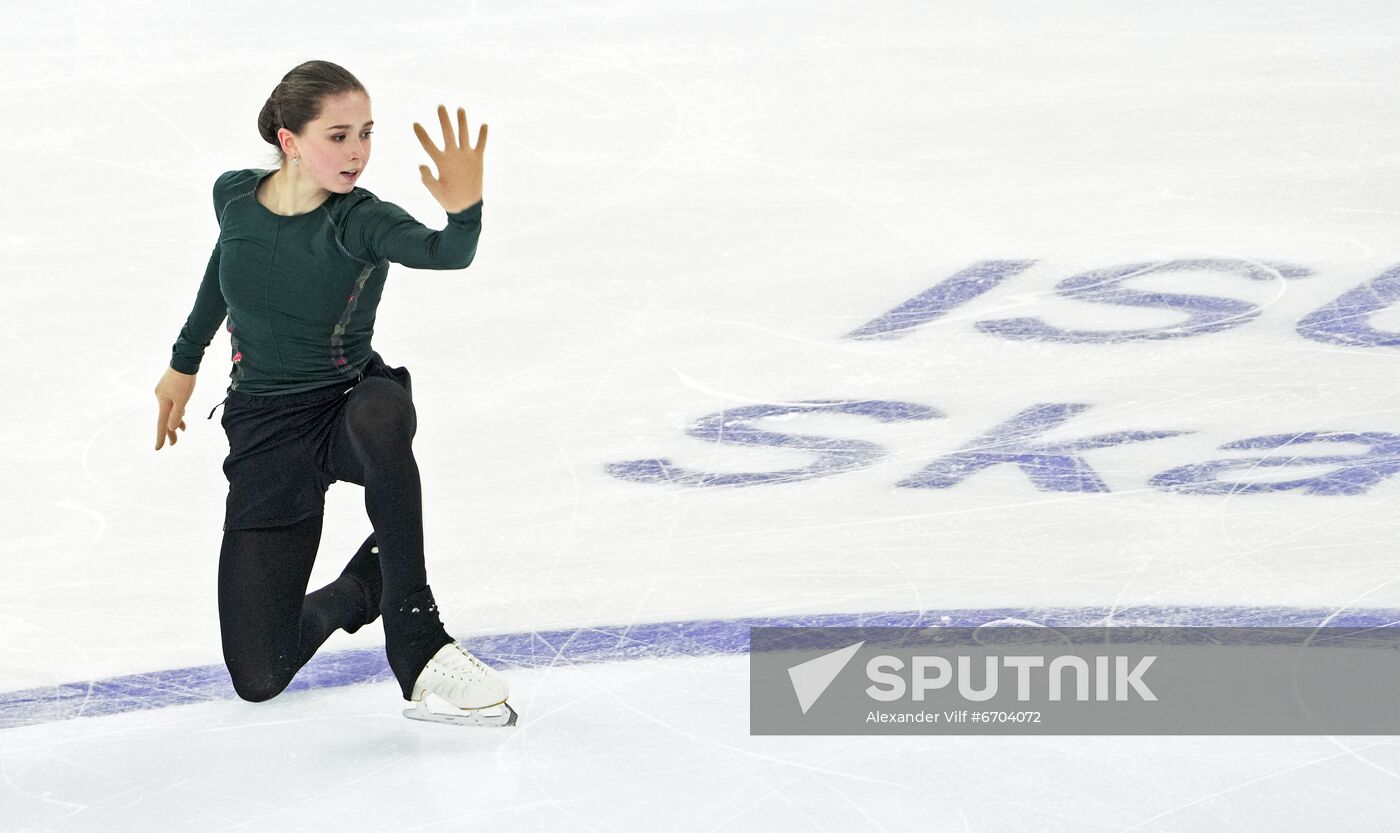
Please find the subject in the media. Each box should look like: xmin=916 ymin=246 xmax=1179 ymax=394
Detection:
xmin=157 ymin=243 xmax=222 ymax=450
xmin=157 ymin=176 xmax=230 ymax=451
xmin=168 ymin=243 xmax=226 ymax=376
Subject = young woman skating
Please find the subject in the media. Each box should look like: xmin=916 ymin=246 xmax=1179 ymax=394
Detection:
xmin=153 ymin=60 xmax=514 ymax=727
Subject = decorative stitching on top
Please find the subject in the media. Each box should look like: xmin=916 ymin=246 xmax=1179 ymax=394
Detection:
xmin=220 ymin=188 xmax=254 ymax=226
xmin=358 ymin=191 xmax=396 ymax=266
xmin=319 ymin=202 xmax=375 ymax=266
xmin=227 ymin=318 xmax=244 ymax=391
xmin=318 ymin=191 xmax=376 ymax=381
xmin=218 ymin=170 xmax=263 ymax=226
xmin=329 ymin=261 xmax=375 ymax=382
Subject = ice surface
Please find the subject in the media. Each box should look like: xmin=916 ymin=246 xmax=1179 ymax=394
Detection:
xmin=4 ymin=0 xmax=1400 ymax=830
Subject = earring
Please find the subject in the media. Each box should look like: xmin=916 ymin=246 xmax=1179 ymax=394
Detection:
xmin=292 ymin=157 xmax=300 ymax=166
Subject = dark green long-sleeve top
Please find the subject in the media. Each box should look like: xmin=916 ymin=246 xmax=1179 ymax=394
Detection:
xmin=170 ymin=168 xmax=483 ymax=396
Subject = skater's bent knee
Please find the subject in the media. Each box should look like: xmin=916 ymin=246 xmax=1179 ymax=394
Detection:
xmin=229 ymin=671 xmax=291 ymax=703
xmin=347 ymin=382 xmax=416 ymax=440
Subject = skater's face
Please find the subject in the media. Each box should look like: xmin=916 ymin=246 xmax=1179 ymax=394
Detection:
xmin=280 ymin=90 xmax=373 ymax=193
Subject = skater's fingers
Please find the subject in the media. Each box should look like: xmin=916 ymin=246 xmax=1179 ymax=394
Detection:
xmin=413 ymin=121 xmax=442 ymax=161
xmin=156 ymin=398 xmax=186 ymax=451
xmin=420 ymin=164 xmax=442 ymax=200
xmin=476 ymin=123 xmax=487 ymax=157
xmin=436 ymin=104 xmax=457 ymax=149
xmin=155 ymin=397 xmax=172 ymax=450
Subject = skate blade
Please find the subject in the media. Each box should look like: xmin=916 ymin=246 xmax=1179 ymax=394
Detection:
xmin=402 ymin=698 xmax=518 ymax=728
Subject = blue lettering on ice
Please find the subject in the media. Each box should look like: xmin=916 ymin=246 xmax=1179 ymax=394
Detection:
xmin=604 ymin=400 xmax=941 ymax=486
xmin=1150 ymin=432 xmax=1400 ymax=495
xmin=977 ymin=259 xmax=1313 ymax=343
xmin=897 ymin=403 xmax=1189 ymax=492
xmin=843 ymin=260 xmax=1036 ymax=340
xmin=1297 ymin=264 xmax=1400 ymax=347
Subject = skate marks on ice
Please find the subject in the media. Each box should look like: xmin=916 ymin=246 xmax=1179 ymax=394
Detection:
xmin=3 ymin=605 xmax=1398 ymax=730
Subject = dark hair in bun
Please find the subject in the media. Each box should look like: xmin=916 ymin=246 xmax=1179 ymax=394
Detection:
xmin=257 ymin=60 xmax=367 ymax=167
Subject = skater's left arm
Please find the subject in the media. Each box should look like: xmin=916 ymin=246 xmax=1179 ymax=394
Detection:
xmin=355 ymin=198 xmax=482 ymax=269
xmin=353 ymin=105 xmax=487 ymax=269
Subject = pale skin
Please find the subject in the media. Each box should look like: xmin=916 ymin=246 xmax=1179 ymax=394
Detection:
xmin=154 ymin=93 xmax=487 ymax=450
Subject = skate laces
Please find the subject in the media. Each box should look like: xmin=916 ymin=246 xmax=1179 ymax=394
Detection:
xmin=416 ymin=643 xmax=509 ymax=708
xmin=435 ymin=643 xmax=492 ymax=679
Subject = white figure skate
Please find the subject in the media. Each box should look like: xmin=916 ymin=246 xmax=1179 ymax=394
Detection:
xmin=403 ymin=642 xmax=518 ymax=728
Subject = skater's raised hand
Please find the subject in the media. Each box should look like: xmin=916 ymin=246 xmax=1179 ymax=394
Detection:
xmin=413 ymin=104 xmax=487 ymax=214
xmin=154 ymin=366 xmax=196 ymax=450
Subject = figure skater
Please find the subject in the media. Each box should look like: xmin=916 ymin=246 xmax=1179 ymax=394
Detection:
xmin=153 ymin=59 xmax=514 ymax=727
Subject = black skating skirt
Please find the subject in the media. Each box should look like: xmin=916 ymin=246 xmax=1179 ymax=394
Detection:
xmin=215 ymin=351 xmax=413 ymax=532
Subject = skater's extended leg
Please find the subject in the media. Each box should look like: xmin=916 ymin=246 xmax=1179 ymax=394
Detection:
xmin=218 ymin=513 xmax=370 ymax=701
xmin=325 ymin=373 xmax=515 ymax=722
xmin=327 ymin=377 xmax=453 ymax=698
xmin=327 ymin=377 xmax=427 ymax=608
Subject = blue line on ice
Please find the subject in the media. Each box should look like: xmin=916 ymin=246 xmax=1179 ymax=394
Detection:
xmin=3 ymin=606 xmax=1397 ymax=730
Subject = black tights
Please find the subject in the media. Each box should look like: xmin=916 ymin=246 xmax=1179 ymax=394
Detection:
xmin=218 ymin=376 xmax=451 ymax=703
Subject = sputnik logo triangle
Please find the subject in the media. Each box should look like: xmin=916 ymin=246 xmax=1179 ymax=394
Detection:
xmin=787 ymin=641 xmax=865 ymax=714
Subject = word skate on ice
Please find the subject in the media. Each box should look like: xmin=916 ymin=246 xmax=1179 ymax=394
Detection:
xmin=405 ymin=642 xmax=518 ymax=727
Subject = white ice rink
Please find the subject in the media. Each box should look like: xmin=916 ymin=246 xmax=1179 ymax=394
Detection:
xmin=6 ymin=0 xmax=1400 ymax=830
